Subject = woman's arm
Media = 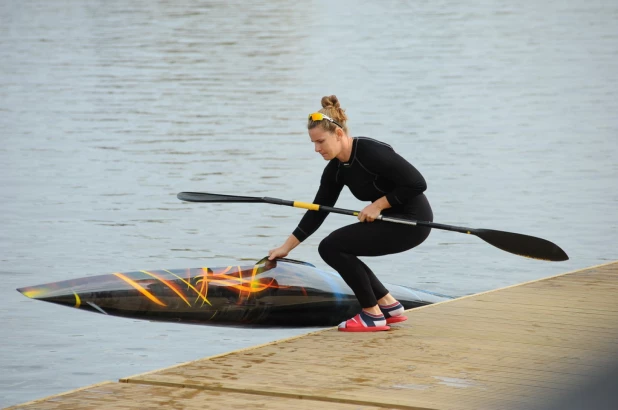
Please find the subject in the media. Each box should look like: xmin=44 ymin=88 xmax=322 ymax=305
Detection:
xmin=269 ymin=160 xmax=344 ymax=258
xmin=359 ymin=139 xmax=427 ymax=207
xmin=291 ymin=160 xmax=344 ymax=242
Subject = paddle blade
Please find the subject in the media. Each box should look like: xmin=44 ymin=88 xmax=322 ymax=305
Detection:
xmin=473 ymin=229 xmax=569 ymax=261
xmin=177 ymin=192 xmax=263 ymax=203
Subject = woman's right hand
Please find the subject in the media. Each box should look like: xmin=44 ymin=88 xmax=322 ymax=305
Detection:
xmin=268 ymin=245 xmax=290 ymax=260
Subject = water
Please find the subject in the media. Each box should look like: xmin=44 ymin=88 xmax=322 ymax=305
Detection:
xmin=1 ymin=0 xmax=616 ymax=407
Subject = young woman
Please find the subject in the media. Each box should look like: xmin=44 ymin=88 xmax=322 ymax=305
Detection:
xmin=268 ymin=95 xmax=433 ymax=332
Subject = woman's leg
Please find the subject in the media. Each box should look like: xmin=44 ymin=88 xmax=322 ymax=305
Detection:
xmin=318 ymin=221 xmax=431 ymax=308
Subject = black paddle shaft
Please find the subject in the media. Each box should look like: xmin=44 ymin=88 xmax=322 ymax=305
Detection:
xmin=177 ymin=192 xmax=569 ymax=261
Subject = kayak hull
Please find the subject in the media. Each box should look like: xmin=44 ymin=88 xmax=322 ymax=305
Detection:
xmin=17 ymin=258 xmax=451 ymax=326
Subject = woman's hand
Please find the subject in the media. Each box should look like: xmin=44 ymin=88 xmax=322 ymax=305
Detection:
xmin=268 ymin=235 xmax=300 ymax=260
xmin=358 ymin=202 xmax=383 ymax=222
xmin=268 ymin=245 xmax=290 ymax=260
xmin=358 ymin=197 xmax=391 ymax=222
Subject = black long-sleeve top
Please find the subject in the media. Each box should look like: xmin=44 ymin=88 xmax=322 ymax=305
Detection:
xmin=292 ymin=137 xmax=428 ymax=242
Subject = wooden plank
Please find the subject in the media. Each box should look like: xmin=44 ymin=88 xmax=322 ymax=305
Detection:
xmin=4 ymin=382 xmax=116 ymax=410
xmin=437 ymin=299 xmax=618 ymax=316
xmin=465 ymin=296 xmax=618 ymax=312
xmin=5 ymin=381 xmax=391 ymax=410
xmin=421 ymin=305 xmax=618 ymax=326
xmin=410 ymin=311 xmax=618 ymax=335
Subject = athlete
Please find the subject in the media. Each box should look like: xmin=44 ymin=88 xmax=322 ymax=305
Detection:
xmin=268 ymin=95 xmax=433 ymax=332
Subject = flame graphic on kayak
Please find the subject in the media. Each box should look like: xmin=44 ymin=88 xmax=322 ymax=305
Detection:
xmin=113 ymin=272 xmax=168 ymax=307
xmin=196 ymin=265 xmax=294 ymax=302
xmin=108 ymin=263 xmax=292 ymax=308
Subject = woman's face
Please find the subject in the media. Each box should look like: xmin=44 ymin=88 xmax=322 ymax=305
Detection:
xmin=309 ymin=127 xmax=343 ymax=161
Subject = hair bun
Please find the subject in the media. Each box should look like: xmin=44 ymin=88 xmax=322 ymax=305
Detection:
xmin=321 ymin=95 xmax=340 ymax=109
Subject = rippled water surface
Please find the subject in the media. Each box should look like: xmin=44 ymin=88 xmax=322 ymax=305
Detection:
xmin=1 ymin=0 xmax=617 ymax=406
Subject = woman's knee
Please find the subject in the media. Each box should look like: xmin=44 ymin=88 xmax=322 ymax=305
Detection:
xmin=317 ymin=237 xmax=330 ymax=259
xmin=318 ymin=235 xmax=338 ymax=262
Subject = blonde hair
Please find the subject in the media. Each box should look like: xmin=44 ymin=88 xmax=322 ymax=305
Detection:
xmin=308 ymin=95 xmax=348 ymax=133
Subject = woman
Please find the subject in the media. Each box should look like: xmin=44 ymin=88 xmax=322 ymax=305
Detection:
xmin=268 ymin=95 xmax=433 ymax=332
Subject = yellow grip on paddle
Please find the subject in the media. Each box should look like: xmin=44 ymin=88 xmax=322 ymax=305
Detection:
xmin=293 ymin=201 xmax=320 ymax=211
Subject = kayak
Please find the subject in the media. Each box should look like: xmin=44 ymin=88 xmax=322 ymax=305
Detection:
xmin=16 ymin=258 xmax=451 ymax=326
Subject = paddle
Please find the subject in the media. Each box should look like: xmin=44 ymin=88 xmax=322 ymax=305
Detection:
xmin=177 ymin=192 xmax=569 ymax=262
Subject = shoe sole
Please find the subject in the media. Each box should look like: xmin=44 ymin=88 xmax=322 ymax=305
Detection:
xmin=338 ymin=325 xmax=390 ymax=332
xmin=386 ymin=315 xmax=408 ymax=324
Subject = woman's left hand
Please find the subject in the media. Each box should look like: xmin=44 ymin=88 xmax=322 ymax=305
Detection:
xmin=358 ymin=202 xmax=383 ymax=223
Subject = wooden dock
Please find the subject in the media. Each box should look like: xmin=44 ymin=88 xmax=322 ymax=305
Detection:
xmin=8 ymin=261 xmax=618 ymax=410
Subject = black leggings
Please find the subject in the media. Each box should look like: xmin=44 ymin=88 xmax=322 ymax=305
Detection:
xmin=318 ymin=198 xmax=432 ymax=308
